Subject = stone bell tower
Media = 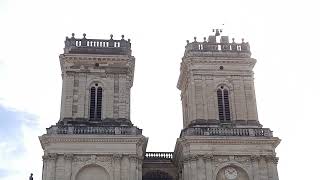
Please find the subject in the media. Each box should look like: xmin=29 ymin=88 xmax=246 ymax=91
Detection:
xmin=173 ymin=30 xmax=280 ymax=180
xmin=39 ymin=34 xmax=147 ymax=180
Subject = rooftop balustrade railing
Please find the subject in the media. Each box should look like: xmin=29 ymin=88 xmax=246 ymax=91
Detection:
xmin=145 ymin=152 xmax=173 ymax=160
xmin=180 ymin=127 xmax=273 ymax=138
xmin=64 ymin=33 xmax=132 ymax=55
xmin=46 ymin=125 xmax=142 ymax=135
xmin=184 ymin=36 xmax=251 ymax=58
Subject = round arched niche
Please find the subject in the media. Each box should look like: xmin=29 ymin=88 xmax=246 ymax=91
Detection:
xmin=216 ymin=165 xmax=249 ymax=180
xmin=76 ymin=164 xmax=109 ymax=180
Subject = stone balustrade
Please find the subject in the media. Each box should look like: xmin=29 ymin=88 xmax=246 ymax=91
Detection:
xmin=145 ymin=152 xmax=173 ymax=160
xmin=64 ymin=33 xmax=132 ymax=55
xmin=184 ymin=36 xmax=251 ymax=58
xmin=180 ymin=127 xmax=273 ymax=137
xmin=46 ymin=125 xmax=142 ymax=135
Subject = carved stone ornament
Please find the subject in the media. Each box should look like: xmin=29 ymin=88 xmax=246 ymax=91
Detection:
xmin=42 ymin=155 xmax=49 ymax=161
xmin=214 ymin=156 xmax=229 ymax=163
xmin=73 ymin=155 xmax=91 ymax=163
xmin=96 ymin=155 xmax=112 ymax=162
xmin=265 ymin=155 xmax=279 ymax=164
xmin=48 ymin=153 xmax=58 ymax=160
xmin=64 ymin=153 xmax=74 ymax=160
xmin=129 ymin=155 xmax=138 ymax=161
xmin=112 ymin=154 xmax=122 ymax=160
xmin=234 ymin=156 xmax=250 ymax=163
xmin=250 ymin=155 xmax=261 ymax=162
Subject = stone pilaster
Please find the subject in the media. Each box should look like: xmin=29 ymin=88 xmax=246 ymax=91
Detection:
xmin=47 ymin=153 xmax=57 ymax=180
xmin=190 ymin=156 xmax=197 ymax=180
xmin=63 ymin=73 xmax=75 ymax=118
xmin=204 ymin=155 xmax=213 ymax=180
xmin=129 ymin=155 xmax=137 ymax=180
xmin=119 ymin=74 xmax=128 ymax=119
xmin=42 ymin=155 xmax=49 ymax=180
xmin=251 ymin=155 xmax=260 ymax=180
xmin=190 ymin=79 xmax=196 ymax=122
xmin=266 ymin=156 xmax=279 ymax=180
xmin=77 ymin=73 xmax=86 ymax=118
xmin=244 ymin=77 xmax=258 ymax=121
xmin=197 ymin=155 xmax=206 ymax=180
xmin=64 ymin=154 xmax=73 ymax=180
xmin=202 ymin=76 xmax=209 ymax=120
xmin=183 ymin=158 xmax=189 ymax=180
xmin=55 ymin=155 xmax=65 ymax=180
xmin=259 ymin=156 xmax=268 ymax=180
xmin=105 ymin=74 xmax=114 ymax=118
xmin=113 ymin=154 xmax=121 ymax=180
xmin=137 ymin=157 xmax=143 ymax=180
xmin=233 ymin=78 xmax=247 ymax=120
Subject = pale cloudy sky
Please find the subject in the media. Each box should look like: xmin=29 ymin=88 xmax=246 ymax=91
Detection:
xmin=0 ymin=0 xmax=319 ymax=180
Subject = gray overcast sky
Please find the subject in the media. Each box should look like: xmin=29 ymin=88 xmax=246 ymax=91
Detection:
xmin=0 ymin=0 xmax=319 ymax=179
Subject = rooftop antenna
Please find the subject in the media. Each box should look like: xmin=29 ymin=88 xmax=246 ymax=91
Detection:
xmin=213 ymin=24 xmax=224 ymax=36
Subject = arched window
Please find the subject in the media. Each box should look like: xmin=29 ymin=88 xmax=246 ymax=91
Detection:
xmin=89 ymin=83 xmax=102 ymax=120
xmin=217 ymin=86 xmax=231 ymax=122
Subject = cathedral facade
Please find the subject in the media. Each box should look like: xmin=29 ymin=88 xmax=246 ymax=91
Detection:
xmin=39 ymin=30 xmax=280 ymax=180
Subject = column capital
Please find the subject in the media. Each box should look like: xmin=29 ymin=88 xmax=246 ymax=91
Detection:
xmin=129 ymin=154 xmax=138 ymax=161
xmin=64 ymin=153 xmax=74 ymax=160
xmin=112 ymin=153 xmax=122 ymax=160
xmin=250 ymin=155 xmax=261 ymax=162
xmin=48 ymin=153 xmax=58 ymax=160
xmin=265 ymin=155 xmax=279 ymax=164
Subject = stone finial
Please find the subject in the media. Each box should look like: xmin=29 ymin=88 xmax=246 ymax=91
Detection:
xmin=71 ymin=33 xmax=75 ymax=38
xmin=186 ymin=40 xmax=189 ymax=44
xmin=121 ymin=35 xmax=124 ymax=40
xmin=83 ymin=33 xmax=86 ymax=39
xmin=194 ymin=37 xmax=197 ymax=42
xmin=110 ymin=34 xmax=113 ymax=40
xmin=204 ymin=37 xmax=207 ymax=42
xmin=128 ymin=39 xmax=131 ymax=43
xmin=242 ymin=38 xmax=245 ymax=43
xmin=232 ymin=38 xmax=235 ymax=43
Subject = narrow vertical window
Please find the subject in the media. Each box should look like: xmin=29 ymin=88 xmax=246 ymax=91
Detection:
xmin=89 ymin=84 xmax=102 ymax=120
xmin=217 ymin=86 xmax=231 ymax=122
xmin=96 ymin=87 xmax=102 ymax=119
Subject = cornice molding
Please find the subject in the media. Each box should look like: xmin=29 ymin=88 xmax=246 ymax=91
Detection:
xmin=39 ymin=135 xmax=147 ymax=149
xmin=176 ymin=136 xmax=280 ymax=147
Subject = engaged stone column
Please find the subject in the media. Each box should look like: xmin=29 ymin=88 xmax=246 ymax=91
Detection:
xmin=113 ymin=154 xmax=121 ymax=180
xmin=47 ymin=153 xmax=57 ymax=180
xmin=251 ymin=155 xmax=260 ymax=180
xmin=197 ymin=156 xmax=205 ymax=180
xmin=204 ymin=155 xmax=213 ymax=180
xmin=137 ymin=157 xmax=143 ymax=180
xmin=266 ymin=156 xmax=279 ymax=180
xmin=42 ymin=155 xmax=49 ymax=180
xmin=183 ymin=157 xmax=189 ymax=180
xmin=190 ymin=156 xmax=197 ymax=180
xmin=129 ymin=155 xmax=137 ymax=180
xmin=55 ymin=155 xmax=65 ymax=180
xmin=64 ymin=154 xmax=73 ymax=180
xmin=121 ymin=155 xmax=130 ymax=180
xmin=259 ymin=156 xmax=268 ymax=180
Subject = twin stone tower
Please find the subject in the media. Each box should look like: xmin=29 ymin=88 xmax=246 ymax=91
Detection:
xmin=39 ymin=31 xmax=280 ymax=180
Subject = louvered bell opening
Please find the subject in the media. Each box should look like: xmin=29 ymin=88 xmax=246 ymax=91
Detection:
xmin=89 ymin=87 xmax=96 ymax=119
xmin=217 ymin=89 xmax=224 ymax=121
xmin=96 ymin=87 xmax=103 ymax=120
xmin=223 ymin=89 xmax=231 ymax=121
